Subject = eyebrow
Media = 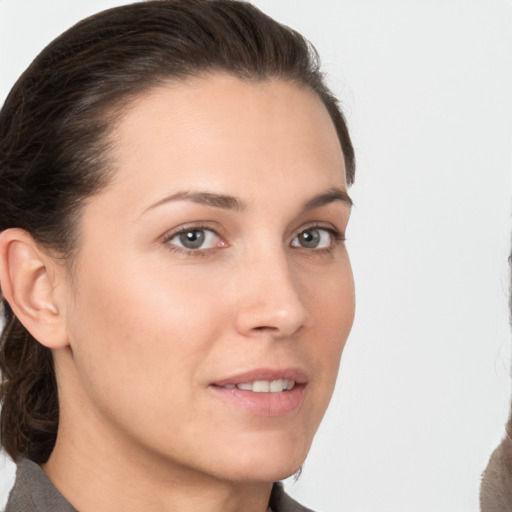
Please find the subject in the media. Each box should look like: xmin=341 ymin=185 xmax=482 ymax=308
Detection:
xmin=301 ymin=187 xmax=353 ymax=212
xmin=145 ymin=191 xmax=246 ymax=213
xmin=144 ymin=187 xmax=352 ymax=214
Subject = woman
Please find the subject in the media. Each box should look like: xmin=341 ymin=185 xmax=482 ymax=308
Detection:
xmin=0 ymin=1 xmax=356 ymax=510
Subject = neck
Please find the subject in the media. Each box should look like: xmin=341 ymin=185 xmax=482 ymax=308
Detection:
xmin=43 ymin=429 xmax=273 ymax=512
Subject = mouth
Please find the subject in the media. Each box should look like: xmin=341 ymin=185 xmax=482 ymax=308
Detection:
xmin=219 ymin=379 xmax=296 ymax=393
xmin=209 ymin=368 xmax=308 ymax=416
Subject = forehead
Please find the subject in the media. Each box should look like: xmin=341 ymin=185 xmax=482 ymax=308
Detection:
xmin=100 ymin=74 xmax=347 ymax=212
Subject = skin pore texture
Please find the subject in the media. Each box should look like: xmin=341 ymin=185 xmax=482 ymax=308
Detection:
xmin=3 ymin=75 xmax=355 ymax=512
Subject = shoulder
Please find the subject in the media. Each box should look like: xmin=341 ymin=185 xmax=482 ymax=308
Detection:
xmin=5 ymin=459 xmax=77 ymax=512
xmin=270 ymin=482 xmax=316 ymax=512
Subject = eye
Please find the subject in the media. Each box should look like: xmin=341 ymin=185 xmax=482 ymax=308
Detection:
xmin=291 ymin=227 xmax=335 ymax=249
xmin=166 ymin=228 xmax=223 ymax=251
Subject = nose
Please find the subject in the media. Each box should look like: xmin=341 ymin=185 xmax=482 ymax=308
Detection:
xmin=233 ymin=249 xmax=311 ymax=339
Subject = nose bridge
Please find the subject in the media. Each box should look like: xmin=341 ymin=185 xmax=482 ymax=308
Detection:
xmin=234 ymin=243 xmax=311 ymax=338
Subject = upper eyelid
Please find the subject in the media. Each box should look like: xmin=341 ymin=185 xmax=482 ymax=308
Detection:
xmin=291 ymin=222 xmax=343 ymax=239
xmin=161 ymin=222 xmax=220 ymax=241
xmin=168 ymin=227 xmax=219 ymax=240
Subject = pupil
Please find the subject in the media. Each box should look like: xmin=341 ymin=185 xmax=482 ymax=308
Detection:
xmin=301 ymin=230 xmax=319 ymax=248
xmin=180 ymin=230 xmax=204 ymax=249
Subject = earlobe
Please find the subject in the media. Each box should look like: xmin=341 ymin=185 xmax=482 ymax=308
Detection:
xmin=0 ymin=228 xmax=69 ymax=349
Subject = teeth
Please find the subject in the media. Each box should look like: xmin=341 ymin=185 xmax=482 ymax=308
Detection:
xmin=252 ymin=380 xmax=270 ymax=392
xmin=269 ymin=379 xmax=283 ymax=392
xmin=234 ymin=380 xmax=296 ymax=393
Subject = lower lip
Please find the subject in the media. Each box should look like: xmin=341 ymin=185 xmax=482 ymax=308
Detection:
xmin=209 ymin=385 xmax=307 ymax=416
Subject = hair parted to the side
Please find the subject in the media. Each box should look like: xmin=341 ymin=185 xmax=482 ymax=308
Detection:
xmin=0 ymin=0 xmax=355 ymax=464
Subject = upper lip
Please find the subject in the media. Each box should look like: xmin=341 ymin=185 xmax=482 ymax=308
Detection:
xmin=211 ymin=368 xmax=309 ymax=387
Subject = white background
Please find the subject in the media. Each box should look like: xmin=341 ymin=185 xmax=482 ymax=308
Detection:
xmin=1 ymin=1 xmax=512 ymax=511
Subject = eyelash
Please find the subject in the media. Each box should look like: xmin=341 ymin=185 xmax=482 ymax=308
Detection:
xmin=161 ymin=223 xmax=345 ymax=257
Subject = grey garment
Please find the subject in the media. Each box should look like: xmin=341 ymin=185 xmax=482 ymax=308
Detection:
xmin=5 ymin=459 xmax=314 ymax=512
xmin=270 ymin=482 xmax=315 ymax=512
xmin=5 ymin=459 xmax=77 ymax=512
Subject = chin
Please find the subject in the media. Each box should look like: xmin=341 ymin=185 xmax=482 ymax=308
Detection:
xmin=223 ymin=460 xmax=304 ymax=484
xmin=212 ymin=435 xmax=311 ymax=483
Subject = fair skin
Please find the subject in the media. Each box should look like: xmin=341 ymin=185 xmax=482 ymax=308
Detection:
xmin=0 ymin=75 xmax=354 ymax=512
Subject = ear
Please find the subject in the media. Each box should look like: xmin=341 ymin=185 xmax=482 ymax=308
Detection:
xmin=0 ymin=228 xmax=69 ymax=349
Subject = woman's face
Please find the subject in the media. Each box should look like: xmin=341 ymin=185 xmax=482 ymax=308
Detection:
xmin=58 ymin=75 xmax=355 ymax=483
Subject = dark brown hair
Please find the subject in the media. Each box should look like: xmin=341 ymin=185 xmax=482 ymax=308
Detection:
xmin=0 ymin=0 xmax=355 ymax=464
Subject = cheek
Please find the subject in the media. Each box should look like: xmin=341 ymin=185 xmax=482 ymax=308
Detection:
xmin=304 ymin=257 xmax=355 ymax=397
xmin=306 ymin=253 xmax=355 ymax=334
xmin=64 ymin=259 xmax=228 ymax=419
